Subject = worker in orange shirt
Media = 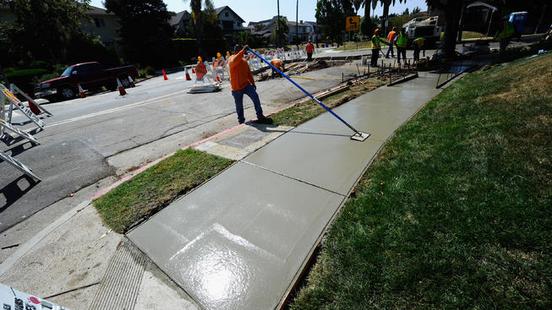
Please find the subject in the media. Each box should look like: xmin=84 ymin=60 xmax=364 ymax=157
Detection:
xmin=306 ymin=40 xmax=315 ymax=61
xmin=228 ymin=45 xmax=272 ymax=125
xmin=270 ymin=58 xmax=285 ymax=78
xmin=385 ymin=27 xmax=397 ymax=58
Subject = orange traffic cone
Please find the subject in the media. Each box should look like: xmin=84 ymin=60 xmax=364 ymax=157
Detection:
xmin=127 ymin=75 xmax=136 ymax=87
xmin=162 ymin=69 xmax=168 ymax=80
xmin=78 ymin=84 xmax=86 ymax=98
xmin=117 ymin=78 xmax=127 ymax=96
xmin=185 ymin=67 xmax=192 ymax=81
xmin=27 ymin=99 xmax=41 ymax=115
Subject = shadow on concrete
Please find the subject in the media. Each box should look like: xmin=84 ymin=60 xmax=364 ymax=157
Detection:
xmin=0 ymin=175 xmax=40 ymax=213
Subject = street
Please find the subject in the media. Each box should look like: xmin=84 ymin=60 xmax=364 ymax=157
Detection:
xmin=0 ymin=59 xmax=363 ymax=232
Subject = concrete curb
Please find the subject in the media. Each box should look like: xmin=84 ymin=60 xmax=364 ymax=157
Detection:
xmin=0 ymin=200 xmax=91 ymax=276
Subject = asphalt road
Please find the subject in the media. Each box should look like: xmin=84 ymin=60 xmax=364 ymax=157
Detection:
xmin=0 ymin=59 xmax=364 ymax=232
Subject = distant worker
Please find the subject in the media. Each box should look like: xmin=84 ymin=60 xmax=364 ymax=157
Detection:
xmin=395 ymin=29 xmax=408 ymax=65
xmin=270 ymin=58 xmax=285 ymax=78
xmin=371 ymin=28 xmax=387 ymax=67
xmin=194 ymin=56 xmax=208 ymax=81
xmin=385 ymin=27 xmax=397 ymax=58
xmin=496 ymin=18 xmax=515 ymax=53
xmin=228 ymin=45 xmax=272 ymax=125
xmin=413 ymin=36 xmax=425 ymax=62
xmin=213 ymin=52 xmax=226 ymax=81
xmin=306 ymin=40 xmax=315 ymax=61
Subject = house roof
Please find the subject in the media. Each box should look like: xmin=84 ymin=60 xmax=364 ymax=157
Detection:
xmin=170 ymin=10 xmax=190 ymax=26
xmin=87 ymin=5 xmax=113 ymax=16
xmin=214 ymin=6 xmax=245 ymax=23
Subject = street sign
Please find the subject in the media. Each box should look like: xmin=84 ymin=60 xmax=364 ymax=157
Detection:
xmin=0 ymin=84 xmax=45 ymax=129
xmin=346 ymin=15 xmax=361 ymax=32
xmin=0 ymin=151 xmax=41 ymax=181
xmin=0 ymin=283 xmax=64 ymax=309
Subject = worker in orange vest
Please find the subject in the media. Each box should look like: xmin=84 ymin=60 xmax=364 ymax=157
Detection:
xmin=228 ymin=45 xmax=272 ymax=125
xmin=385 ymin=27 xmax=397 ymax=58
xmin=306 ymin=40 xmax=315 ymax=61
xmin=270 ymin=58 xmax=285 ymax=78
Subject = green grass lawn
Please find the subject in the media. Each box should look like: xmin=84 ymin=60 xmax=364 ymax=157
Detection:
xmin=94 ymin=149 xmax=232 ymax=233
xmin=272 ymin=79 xmax=384 ymax=127
xmin=292 ymin=54 xmax=552 ymax=309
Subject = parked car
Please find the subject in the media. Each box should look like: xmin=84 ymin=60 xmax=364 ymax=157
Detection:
xmin=35 ymin=62 xmax=138 ymax=101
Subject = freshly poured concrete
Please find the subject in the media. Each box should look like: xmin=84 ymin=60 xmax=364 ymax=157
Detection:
xmin=245 ymin=74 xmax=441 ymax=195
xmin=128 ymin=162 xmax=344 ymax=309
xmin=129 ymin=73 xmax=441 ymax=309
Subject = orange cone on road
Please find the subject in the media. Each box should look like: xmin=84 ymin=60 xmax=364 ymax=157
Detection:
xmin=127 ymin=75 xmax=136 ymax=87
xmin=117 ymin=78 xmax=127 ymax=96
xmin=78 ymin=84 xmax=86 ymax=98
xmin=27 ymin=99 xmax=41 ymax=115
xmin=185 ymin=67 xmax=192 ymax=81
xmin=162 ymin=69 xmax=168 ymax=80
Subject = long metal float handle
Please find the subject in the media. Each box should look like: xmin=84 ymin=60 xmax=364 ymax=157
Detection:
xmin=246 ymin=47 xmax=361 ymax=135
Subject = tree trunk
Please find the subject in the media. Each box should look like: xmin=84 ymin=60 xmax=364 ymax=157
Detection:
xmin=442 ymin=0 xmax=463 ymax=59
xmin=382 ymin=1 xmax=390 ymax=34
xmin=364 ymin=1 xmax=371 ymax=35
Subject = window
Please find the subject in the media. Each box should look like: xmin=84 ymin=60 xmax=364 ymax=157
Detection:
xmin=225 ymin=12 xmax=229 ymax=17
xmin=94 ymin=17 xmax=105 ymax=28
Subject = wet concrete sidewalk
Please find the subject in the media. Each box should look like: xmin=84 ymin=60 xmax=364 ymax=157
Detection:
xmin=128 ymin=73 xmax=442 ymax=309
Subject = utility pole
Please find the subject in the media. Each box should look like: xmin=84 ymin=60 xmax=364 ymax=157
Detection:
xmin=277 ymin=0 xmax=281 ymax=47
xmin=296 ymin=0 xmax=299 ymax=43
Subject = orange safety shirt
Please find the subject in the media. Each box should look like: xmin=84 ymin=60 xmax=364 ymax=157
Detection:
xmin=386 ymin=30 xmax=396 ymax=42
xmin=270 ymin=58 xmax=284 ymax=70
xmin=228 ymin=49 xmax=255 ymax=91
xmin=306 ymin=43 xmax=315 ymax=53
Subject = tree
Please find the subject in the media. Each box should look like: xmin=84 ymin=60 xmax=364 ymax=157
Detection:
xmin=271 ymin=17 xmax=289 ymax=46
xmin=316 ymin=0 xmax=355 ymax=44
xmin=402 ymin=8 xmax=410 ymax=15
xmin=352 ymin=0 xmax=378 ymax=35
xmin=5 ymin=0 xmax=91 ymax=63
xmin=185 ymin=0 xmax=215 ymax=55
xmin=380 ymin=0 xmax=406 ymax=34
xmin=105 ymin=0 xmax=174 ymax=67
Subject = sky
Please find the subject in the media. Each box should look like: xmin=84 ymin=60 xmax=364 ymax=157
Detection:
xmin=90 ymin=0 xmax=428 ymax=24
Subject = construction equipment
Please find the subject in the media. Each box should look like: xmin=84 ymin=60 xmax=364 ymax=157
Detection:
xmin=247 ymin=47 xmax=370 ymax=142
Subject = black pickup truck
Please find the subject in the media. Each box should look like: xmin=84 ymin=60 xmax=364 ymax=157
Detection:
xmin=35 ymin=62 xmax=138 ymax=101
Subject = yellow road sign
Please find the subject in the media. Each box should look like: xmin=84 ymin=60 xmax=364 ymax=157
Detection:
xmin=346 ymin=16 xmax=361 ymax=32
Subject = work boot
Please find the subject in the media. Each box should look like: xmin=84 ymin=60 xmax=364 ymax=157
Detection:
xmin=254 ymin=116 xmax=273 ymax=125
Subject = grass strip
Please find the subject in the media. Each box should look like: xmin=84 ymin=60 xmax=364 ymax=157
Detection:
xmin=292 ymin=54 xmax=552 ymax=309
xmin=272 ymin=78 xmax=385 ymax=127
xmin=94 ymin=149 xmax=232 ymax=234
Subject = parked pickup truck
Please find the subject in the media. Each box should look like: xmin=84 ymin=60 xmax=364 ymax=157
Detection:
xmin=35 ymin=62 xmax=138 ymax=101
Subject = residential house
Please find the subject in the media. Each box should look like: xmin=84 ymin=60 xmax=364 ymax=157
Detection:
xmin=79 ymin=6 xmax=120 ymax=47
xmin=170 ymin=10 xmax=192 ymax=36
xmin=288 ymin=20 xmax=319 ymax=43
xmin=170 ymin=6 xmax=245 ymax=39
xmin=0 ymin=4 xmax=120 ymax=47
xmin=215 ymin=6 xmax=246 ymax=37
xmin=249 ymin=17 xmax=319 ymax=43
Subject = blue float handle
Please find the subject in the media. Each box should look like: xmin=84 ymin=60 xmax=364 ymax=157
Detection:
xmin=246 ymin=47 xmax=361 ymax=135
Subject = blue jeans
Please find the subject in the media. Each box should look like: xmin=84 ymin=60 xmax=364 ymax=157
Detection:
xmin=232 ymin=84 xmax=264 ymax=123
